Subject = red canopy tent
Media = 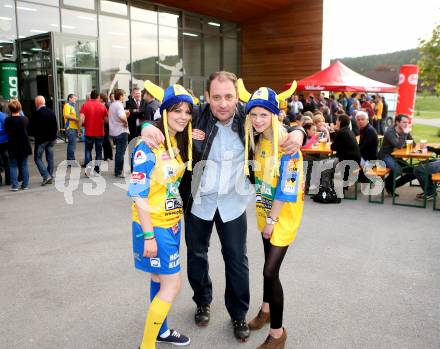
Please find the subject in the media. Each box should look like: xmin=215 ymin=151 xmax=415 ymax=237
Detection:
xmin=287 ymin=60 xmax=397 ymax=93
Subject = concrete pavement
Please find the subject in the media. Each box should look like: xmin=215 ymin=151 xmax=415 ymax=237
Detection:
xmin=1 ymin=142 xmax=439 ymax=349
xmin=412 ymin=118 xmax=440 ymax=128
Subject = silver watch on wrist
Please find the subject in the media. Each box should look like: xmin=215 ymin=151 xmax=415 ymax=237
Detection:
xmin=266 ymin=216 xmax=278 ymax=225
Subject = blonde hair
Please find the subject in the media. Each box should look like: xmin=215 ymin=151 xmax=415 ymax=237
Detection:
xmin=312 ymin=113 xmax=325 ymax=124
xmin=244 ymin=113 xmax=287 ymax=177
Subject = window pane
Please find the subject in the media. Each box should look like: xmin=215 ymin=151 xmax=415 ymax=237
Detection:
xmin=0 ymin=0 xmax=17 ymax=61
xmin=99 ymin=15 xmax=130 ymax=93
xmin=61 ymin=9 xmax=97 ymax=36
xmin=222 ymin=22 xmax=238 ymax=38
xmin=203 ymin=19 xmax=221 ymax=34
xmin=182 ymin=77 xmax=204 ymax=100
xmin=130 ymin=5 xmax=157 ymax=24
xmin=184 ymin=15 xmax=201 ymax=31
xmin=131 ymin=21 xmax=158 ymax=75
xmin=158 ymin=8 xmax=180 ymax=27
xmin=63 ymin=0 xmax=95 ymax=10
xmin=223 ymin=37 xmax=238 ymax=74
xmin=204 ymin=35 xmax=220 ymax=76
xmin=57 ymin=68 xmax=98 ymax=100
xmin=26 ymin=0 xmax=59 ymax=6
xmin=158 ymin=26 xmax=182 ymax=84
xmin=54 ymin=35 xmax=97 ymax=69
xmin=183 ymin=32 xmax=201 ymax=76
xmin=100 ymin=0 xmax=127 ymax=16
xmin=159 ymin=75 xmax=182 ymax=89
xmin=17 ymin=2 xmax=59 ymax=38
xmin=131 ymin=74 xmax=158 ymax=90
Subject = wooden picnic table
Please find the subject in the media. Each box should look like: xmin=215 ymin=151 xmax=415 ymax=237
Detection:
xmin=391 ymin=143 xmax=439 ymax=159
xmin=301 ymin=142 xmax=335 ymax=156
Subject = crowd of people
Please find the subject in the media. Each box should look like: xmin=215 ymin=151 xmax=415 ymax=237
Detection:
xmin=0 ymin=86 xmax=163 ymax=189
xmin=0 ymin=71 xmax=439 ymax=349
xmin=285 ymin=92 xmax=388 ymax=136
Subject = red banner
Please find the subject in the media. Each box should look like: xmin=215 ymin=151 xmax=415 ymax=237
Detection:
xmin=396 ymin=65 xmax=419 ymax=124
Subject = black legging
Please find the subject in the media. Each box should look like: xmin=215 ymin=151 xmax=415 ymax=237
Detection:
xmin=262 ymin=235 xmax=289 ymax=329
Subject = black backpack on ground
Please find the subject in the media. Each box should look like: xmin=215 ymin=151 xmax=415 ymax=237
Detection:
xmin=311 ymin=168 xmax=341 ymax=204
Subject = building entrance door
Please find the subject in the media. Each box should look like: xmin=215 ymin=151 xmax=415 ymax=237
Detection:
xmin=17 ymin=32 xmax=98 ymax=131
xmin=17 ymin=34 xmax=54 ymax=123
xmin=53 ymin=32 xmax=99 ymax=130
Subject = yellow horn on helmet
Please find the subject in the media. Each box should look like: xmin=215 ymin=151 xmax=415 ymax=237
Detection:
xmin=192 ymin=96 xmax=200 ymax=105
xmin=237 ymin=78 xmax=252 ymax=103
xmin=144 ymin=80 xmax=165 ymax=102
xmin=276 ymin=81 xmax=297 ymax=102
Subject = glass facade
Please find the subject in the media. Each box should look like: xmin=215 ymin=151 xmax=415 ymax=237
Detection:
xmin=0 ymin=0 xmax=240 ymax=127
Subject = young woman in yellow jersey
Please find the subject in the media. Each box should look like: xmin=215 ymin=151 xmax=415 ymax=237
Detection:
xmin=128 ymin=84 xmax=194 ymax=348
xmin=243 ymin=87 xmax=304 ymax=349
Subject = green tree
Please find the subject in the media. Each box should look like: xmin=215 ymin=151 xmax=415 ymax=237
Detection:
xmin=418 ymin=24 xmax=440 ymax=94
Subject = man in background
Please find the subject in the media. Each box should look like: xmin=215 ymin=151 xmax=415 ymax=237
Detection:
xmin=31 ymin=96 xmax=58 ymax=185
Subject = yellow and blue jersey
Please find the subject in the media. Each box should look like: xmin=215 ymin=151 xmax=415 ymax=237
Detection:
xmin=254 ymin=138 xmax=304 ymax=247
xmin=63 ymin=103 xmax=78 ymax=130
xmin=128 ymin=138 xmax=186 ymax=228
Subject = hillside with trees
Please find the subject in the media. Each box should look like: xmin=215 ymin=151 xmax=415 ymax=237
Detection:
xmin=331 ymin=49 xmax=420 ymax=86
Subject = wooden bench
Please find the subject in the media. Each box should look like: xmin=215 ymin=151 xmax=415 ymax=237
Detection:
xmin=432 ymin=173 xmax=440 ymax=211
xmin=365 ymin=167 xmax=391 ymax=204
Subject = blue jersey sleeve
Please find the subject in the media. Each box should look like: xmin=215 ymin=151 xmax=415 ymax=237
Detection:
xmin=274 ymin=153 xmax=300 ymax=202
xmin=127 ymin=141 xmax=156 ymax=198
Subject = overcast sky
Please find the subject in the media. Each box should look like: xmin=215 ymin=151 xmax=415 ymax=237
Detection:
xmin=322 ymin=0 xmax=440 ymax=61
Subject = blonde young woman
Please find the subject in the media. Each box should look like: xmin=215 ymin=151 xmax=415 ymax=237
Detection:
xmin=128 ymin=84 xmax=194 ymax=349
xmin=243 ymin=87 xmax=305 ymax=349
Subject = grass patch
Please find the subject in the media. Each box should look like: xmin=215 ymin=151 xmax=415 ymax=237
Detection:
xmin=411 ymin=124 xmax=440 ymax=143
xmin=414 ymin=95 xmax=440 ymax=119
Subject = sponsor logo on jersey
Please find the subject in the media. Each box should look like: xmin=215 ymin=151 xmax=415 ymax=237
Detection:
xmin=166 ymin=182 xmax=180 ymax=198
xmin=150 ymin=258 xmax=161 ymax=268
xmin=164 ymin=165 xmax=178 ymax=179
xmin=283 ymin=178 xmax=296 ymax=194
xmin=169 ymin=252 xmax=180 ymax=268
xmin=130 ymin=172 xmax=146 ymax=184
xmin=171 ymin=224 xmax=179 ymax=234
xmin=286 ymin=158 xmax=299 ymax=174
xmin=165 ymin=198 xmax=183 ymax=211
xmin=134 ymin=150 xmax=147 ymax=165
xmin=261 ymin=182 xmax=272 ymax=196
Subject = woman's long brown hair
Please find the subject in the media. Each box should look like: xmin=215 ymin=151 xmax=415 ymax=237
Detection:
xmin=157 ymin=101 xmax=193 ymax=163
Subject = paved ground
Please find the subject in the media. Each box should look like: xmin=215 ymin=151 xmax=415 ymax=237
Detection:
xmin=1 ymin=143 xmax=439 ymax=349
xmin=412 ymin=118 xmax=440 ymax=128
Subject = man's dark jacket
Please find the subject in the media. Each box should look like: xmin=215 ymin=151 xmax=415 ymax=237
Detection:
xmin=125 ymin=98 xmax=144 ymax=137
xmin=31 ymin=106 xmax=58 ymax=144
xmin=359 ymin=124 xmax=378 ymax=161
xmin=331 ymin=126 xmax=361 ymax=164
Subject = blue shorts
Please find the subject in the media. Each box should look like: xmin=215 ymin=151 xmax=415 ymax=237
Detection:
xmin=132 ymin=221 xmax=181 ymax=275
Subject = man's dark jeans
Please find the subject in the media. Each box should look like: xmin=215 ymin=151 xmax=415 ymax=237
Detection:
xmin=66 ymin=128 xmax=77 ymax=160
xmin=84 ymin=136 xmax=104 ymax=172
xmin=184 ymin=210 xmax=249 ymax=321
xmin=34 ymin=141 xmax=54 ymax=180
xmin=112 ymin=132 xmax=128 ymax=176
xmin=382 ymin=154 xmax=416 ymax=193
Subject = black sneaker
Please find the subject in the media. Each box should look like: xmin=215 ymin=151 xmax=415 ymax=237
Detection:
xmin=41 ymin=177 xmax=53 ymax=186
xmin=232 ymin=319 xmax=250 ymax=342
xmin=157 ymin=329 xmax=190 ymax=346
xmin=195 ymin=304 xmax=210 ymax=327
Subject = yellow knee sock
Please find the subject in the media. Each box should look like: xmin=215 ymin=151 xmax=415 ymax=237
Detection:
xmin=140 ymin=297 xmax=171 ymax=349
